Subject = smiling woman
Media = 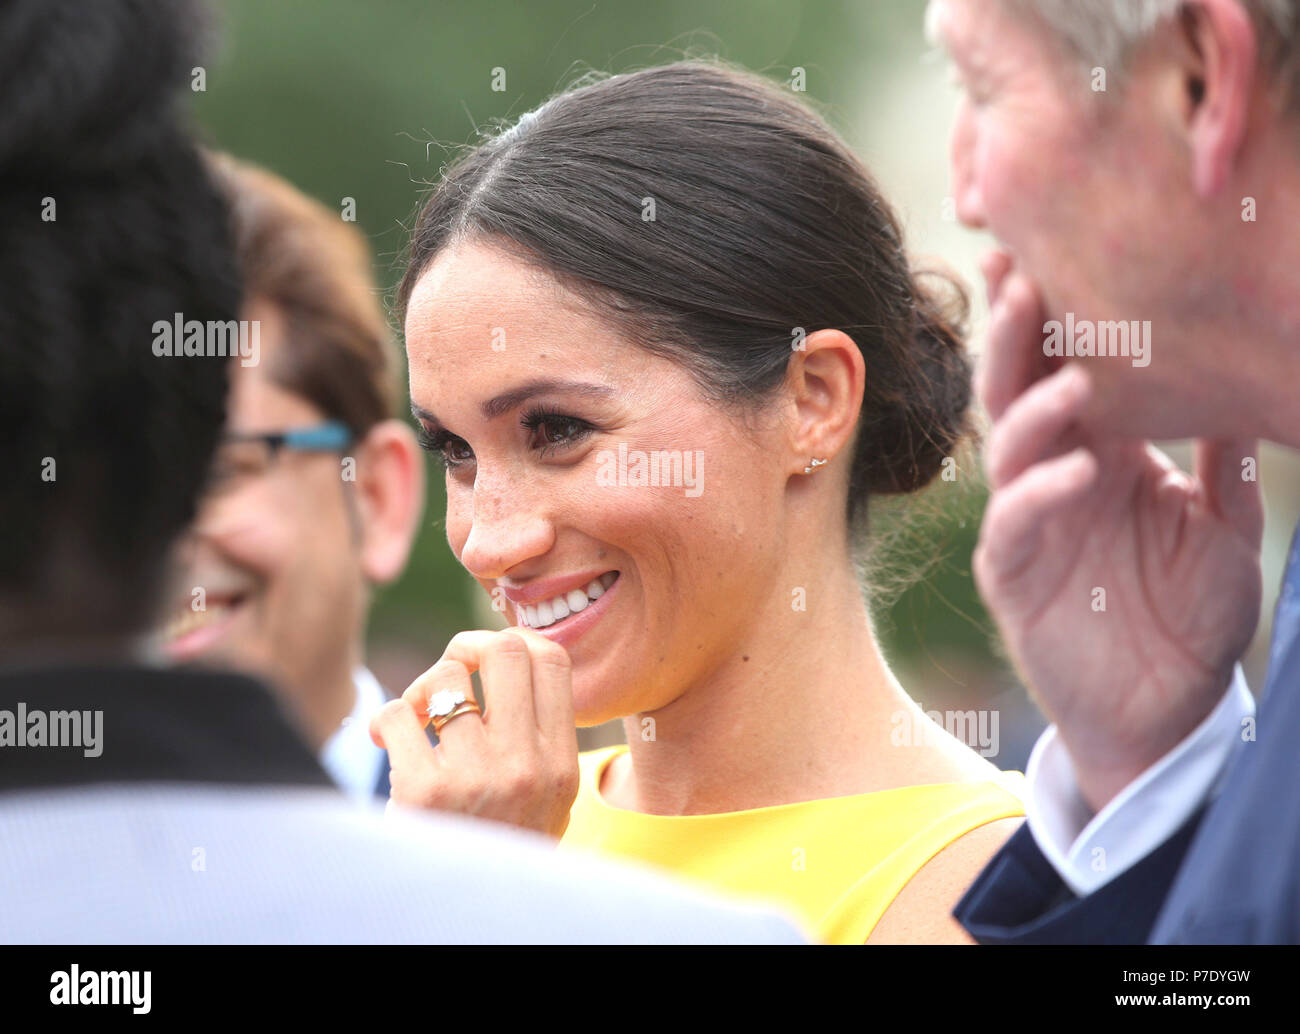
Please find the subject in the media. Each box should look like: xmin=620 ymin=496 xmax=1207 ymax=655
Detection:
xmin=376 ymin=59 xmax=1026 ymax=944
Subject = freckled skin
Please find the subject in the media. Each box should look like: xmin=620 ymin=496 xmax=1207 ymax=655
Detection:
xmin=404 ymin=241 xmax=794 ymax=728
xmin=402 ymin=239 xmax=1018 ymax=940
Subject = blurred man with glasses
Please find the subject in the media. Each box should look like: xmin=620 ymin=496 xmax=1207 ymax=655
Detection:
xmin=161 ymin=154 xmax=425 ymax=802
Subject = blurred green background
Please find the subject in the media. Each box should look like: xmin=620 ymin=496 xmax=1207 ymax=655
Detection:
xmin=192 ymin=0 xmax=1300 ymax=766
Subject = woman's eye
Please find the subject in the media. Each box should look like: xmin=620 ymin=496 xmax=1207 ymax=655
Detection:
xmin=539 ymin=417 xmax=584 ymax=444
xmin=417 ymin=427 xmax=474 ymax=471
xmin=416 ymin=412 xmax=593 ymax=471
xmin=523 ymin=410 xmax=593 ymax=455
xmin=444 ymin=438 xmax=474 ymax=465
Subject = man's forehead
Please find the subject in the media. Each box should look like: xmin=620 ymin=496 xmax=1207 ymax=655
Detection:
xmin=923 ymin=0 xmax=949 ymax=48
xmin=925 ymin=0 xmax=993 ymax=59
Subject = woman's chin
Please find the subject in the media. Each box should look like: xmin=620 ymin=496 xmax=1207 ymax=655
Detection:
xmin=570 ymin=680 xmax=629 ymax=730
xmin=573 ymin=698 xmax=624 ymax=730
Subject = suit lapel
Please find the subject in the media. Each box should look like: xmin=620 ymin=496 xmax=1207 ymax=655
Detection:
xmin=1153 ymin=521 xmax=1300 ymax=943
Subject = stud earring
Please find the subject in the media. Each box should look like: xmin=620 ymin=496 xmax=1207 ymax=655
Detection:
xmin=803 ymin=457 xmax=828 ymax=474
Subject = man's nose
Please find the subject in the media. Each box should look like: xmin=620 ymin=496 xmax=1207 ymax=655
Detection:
xmin=950 ymin=99 xmax=988 ymax=230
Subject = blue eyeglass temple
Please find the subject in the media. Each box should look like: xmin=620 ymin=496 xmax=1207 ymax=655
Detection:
xmin=279 ymin=421 xmax=354 ymax=451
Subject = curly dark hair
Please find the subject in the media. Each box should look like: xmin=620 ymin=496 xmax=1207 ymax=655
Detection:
xmin=0 ymin=0 xmax=242 ymax=642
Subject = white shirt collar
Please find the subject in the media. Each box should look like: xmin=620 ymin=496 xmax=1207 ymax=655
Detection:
xmin=318 ymin=667 xmax=388 ymax=802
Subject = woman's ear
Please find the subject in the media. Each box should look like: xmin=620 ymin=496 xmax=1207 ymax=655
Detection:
xmin=785 ymin=328 xmax=865 ymax=468
xmin=353 ymin=419 xmax=426 ymax=585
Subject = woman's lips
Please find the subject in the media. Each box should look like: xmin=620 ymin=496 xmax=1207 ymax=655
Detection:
xmin=515 ymin=571 xmax=619 ymax=647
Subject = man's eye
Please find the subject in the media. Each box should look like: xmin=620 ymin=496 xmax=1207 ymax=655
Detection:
xmin=948 ymin=69 xmax=988 ymax=105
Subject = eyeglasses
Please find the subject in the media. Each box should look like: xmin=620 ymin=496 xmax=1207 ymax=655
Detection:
xmin=203 ymin=420 xmax=355 ymax=498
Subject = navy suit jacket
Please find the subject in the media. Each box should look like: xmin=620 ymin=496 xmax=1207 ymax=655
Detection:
xmin=955 ymin=526 xmax=1300 ymax=944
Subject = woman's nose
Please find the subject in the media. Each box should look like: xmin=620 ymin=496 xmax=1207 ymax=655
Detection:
xmin=456 ymin=478 xmax=555 ymax=580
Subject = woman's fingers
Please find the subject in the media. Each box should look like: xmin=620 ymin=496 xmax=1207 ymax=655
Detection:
xmin=473 ymin=630 xmax=537 ymax=740
xmin=373 ymin=627 xmax=578 ymax=835
xmin=399 ymin=628 xmax=573 ymax=755
xmin=500 ymin=627 xmax=576 ymax=750
xmin=985 ymin=364 xmax=1092 ymax=489
xmin=439 ymin=629 xmax=541 ymax=737
xmin=396 ymin=655 xmax=488 ymax=762
xmin=371 ymin=698 xmax=439 ymax=799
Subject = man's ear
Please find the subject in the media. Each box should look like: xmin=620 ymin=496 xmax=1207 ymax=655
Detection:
xmin=1179 ymin=0 xmax=1258 ymax=197
xmin=353 ymin=419 xmax=426 ymax=585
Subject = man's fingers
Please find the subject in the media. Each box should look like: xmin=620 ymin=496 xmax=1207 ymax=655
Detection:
xmin=985 ymin=364 xmax=1092 ymax=489
xmin=977 ymin=272 xmax=1052 ymax=422
xmin=1196 ymin=438 xmax=1265 ymax=546
xmin=975 ymin=447 xmax=1100 ymax=591
xmin=980 ymin=249 xmax=1014 ymax=309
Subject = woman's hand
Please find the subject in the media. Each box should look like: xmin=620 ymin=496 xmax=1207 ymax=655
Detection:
xmin=369 ymin=627 xmax=580 ymax=838
xmin=974 ymin=254 xmax=1264 ymax=813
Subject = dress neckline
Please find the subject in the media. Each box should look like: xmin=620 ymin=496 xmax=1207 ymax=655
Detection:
xmin=587 ymin=744 xmax=1024 ymax=820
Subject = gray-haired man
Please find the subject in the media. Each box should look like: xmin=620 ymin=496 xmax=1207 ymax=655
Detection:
xmin=929 ymin=0 xmax=1300 ymax=942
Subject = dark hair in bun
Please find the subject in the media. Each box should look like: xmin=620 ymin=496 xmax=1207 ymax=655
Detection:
xmin=0 ymin=0 xmax=241 ymax=641
xmin=399 ymin=59 xmax=972 ymax=532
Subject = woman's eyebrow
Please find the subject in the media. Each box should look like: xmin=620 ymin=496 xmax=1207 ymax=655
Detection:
xmin=411 ymin=402 xmax=442 ymax=428
xmin=480 ymin=379 xmax=616 ymax=419
xmin=411 ymin=380 xmax=617 ymax=429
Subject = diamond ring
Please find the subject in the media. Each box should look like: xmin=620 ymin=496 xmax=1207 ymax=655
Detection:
xmin=427 ymin=688 xmax=481 ymax=734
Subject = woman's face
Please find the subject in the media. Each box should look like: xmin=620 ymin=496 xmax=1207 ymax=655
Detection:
xmin=404 ymin=240 xmax=791 ymax=726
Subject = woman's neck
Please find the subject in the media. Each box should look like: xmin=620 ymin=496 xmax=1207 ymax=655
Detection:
xmin=611 ymin=544 xmax=950 ymax=816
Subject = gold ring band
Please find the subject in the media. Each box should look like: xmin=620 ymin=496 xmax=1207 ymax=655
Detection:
xmin=431 ymin=699 xmax=481 ymax=735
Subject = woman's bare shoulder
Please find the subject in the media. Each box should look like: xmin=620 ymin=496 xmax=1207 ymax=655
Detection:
xmin=866 ymin=815 xmax=1024 ymax=944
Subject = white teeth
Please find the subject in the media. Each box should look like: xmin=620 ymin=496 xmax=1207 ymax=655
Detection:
xmin=165 ymin=601 xmax=230 ymax=640
xmin=517 ymin=574 xmax=619 ymax=629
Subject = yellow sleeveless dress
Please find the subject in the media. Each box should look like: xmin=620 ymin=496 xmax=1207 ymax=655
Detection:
xmin=560 ymin=744 xmax=1027 ymax=944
